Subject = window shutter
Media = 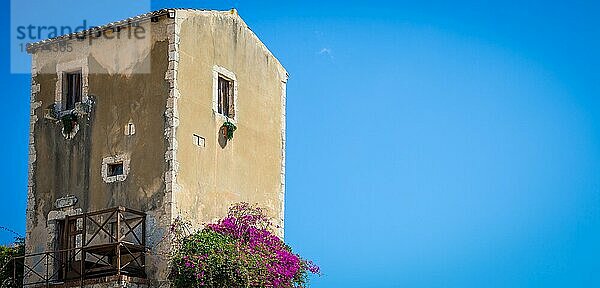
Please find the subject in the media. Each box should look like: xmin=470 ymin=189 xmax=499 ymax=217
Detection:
xmin=64 ymin=71 xmax=82 ymax=110
xmin=217 ymin=75 xmax=235 ymax=118
xmin=218 ymin=77 xmax=225 ymax=114
xmin=73 ymin=72 xmax=82 ymax=104
xmin=228 ymin=80 xmax=235 ymax=118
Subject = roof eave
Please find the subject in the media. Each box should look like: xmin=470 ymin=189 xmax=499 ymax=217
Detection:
xmin=26 ymin=9 xmax=174 ymax=54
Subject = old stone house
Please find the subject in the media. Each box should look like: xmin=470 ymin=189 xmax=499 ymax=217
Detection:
xmin=24 ymin=8 xmax=287 ymax=287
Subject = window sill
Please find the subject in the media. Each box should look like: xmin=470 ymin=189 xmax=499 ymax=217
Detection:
xmin=214 ymin=111 xmax=237 ymax=124
xmin=58 ymin=109 xmax=75 ymax=117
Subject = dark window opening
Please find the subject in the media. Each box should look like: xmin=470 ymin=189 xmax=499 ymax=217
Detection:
xmin=55 ymin=220 xmax=66 ymax=280
xmin=57 ymin=218 xmax=80 ymax=281
xmin=107 ymin=163 xmax=124 ymax=177
xmin=217 ymin=75 xmax=234 ymax=118
xmin=64 ymin=71 xmax=82 ymax=110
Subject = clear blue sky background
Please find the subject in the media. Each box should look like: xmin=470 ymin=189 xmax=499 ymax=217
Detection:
xmin=2 ymin=1 xmax=600 ymax=287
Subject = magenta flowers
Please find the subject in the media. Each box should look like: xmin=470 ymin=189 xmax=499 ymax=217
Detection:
xmin=169 ymin=203 xmax=320 ymax=287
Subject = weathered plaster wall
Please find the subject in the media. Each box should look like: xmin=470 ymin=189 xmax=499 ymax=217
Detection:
xmin=27 ymin=18 xmax=172 ymax=284
xmin=25 ymin=9 xmax=287 ymax=287
xmin=173 ymin=10 xmax=287 ymax=237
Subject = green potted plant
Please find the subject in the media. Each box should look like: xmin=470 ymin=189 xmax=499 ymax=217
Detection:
xmin=221 ymin=120 xmax=237 ymax=141
xmin=61 ymin=112 xmax=78 ymax=135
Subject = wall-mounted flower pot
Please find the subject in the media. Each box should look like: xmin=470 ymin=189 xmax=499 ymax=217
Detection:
xmin=221 ymin=121 xmax=237 ymax=141
xmin=61 ymin=113 xmax=78 ymax=135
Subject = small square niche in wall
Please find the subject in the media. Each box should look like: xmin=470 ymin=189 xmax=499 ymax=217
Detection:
xmin=193 ymin=134 xmax=205 ymax=147
xmin=101 ymin=155 xmax=129 ymax=183
xmin=108 ymin=162 xmax=124 ymax=177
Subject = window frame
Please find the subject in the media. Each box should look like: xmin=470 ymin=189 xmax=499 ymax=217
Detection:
xmin=217 ymin=75 xmax=234 ymax=117
xmin=55 ymin=59 xmax=89 ymax=112
xmin=212 ymin=65 xmax=238 ymax=122
xmin=63 ymin=70 xmax=83 ymax=111
xmin=101 ymin=154 xmax=130 ymax=183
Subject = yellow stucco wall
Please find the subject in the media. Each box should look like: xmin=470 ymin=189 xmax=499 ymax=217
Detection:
xmin=173 ymin=10 xmax=287 ymax=236
xmin=26 ymin=9 xmax=287 ymax=286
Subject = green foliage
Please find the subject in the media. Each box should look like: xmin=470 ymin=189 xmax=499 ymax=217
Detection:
xmin=61 ymin=113 xmax=78 ymax=135
xmin=171 ymin=229 xmax=252 ymax=287
xmin=222 ymin=121 xmax=237 ymax=141
xmin=169 ymin=203 xmax=319 ymax=288
xmin=0 ymin=238 xmax=25 ymax=288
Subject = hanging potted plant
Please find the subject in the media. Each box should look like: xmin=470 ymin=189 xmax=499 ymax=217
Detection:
xmin=221 ymin=119 xmax=237 ymax=141
xmin=61 ymin=112 xmax=78 ymax=135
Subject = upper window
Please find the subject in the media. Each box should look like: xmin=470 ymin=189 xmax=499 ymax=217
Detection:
xmin=63 ymin=71 xmax=82 ymax=110
xmin=217 ymin=75 xmax=235 ymax=118
xmin=213 ymin=66 xmax=237 ymax=121
xmin=56 ymin=59 xmax=88 ymax=113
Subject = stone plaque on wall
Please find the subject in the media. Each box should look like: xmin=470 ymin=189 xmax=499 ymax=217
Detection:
xmin=55 ymin=195 xmax=78 ymax=209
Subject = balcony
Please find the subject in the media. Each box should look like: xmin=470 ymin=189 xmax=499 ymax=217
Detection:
xmin=11 ymin=207 xmax=148 ymax=287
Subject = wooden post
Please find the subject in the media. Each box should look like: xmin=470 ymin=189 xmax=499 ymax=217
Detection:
xmin=81 ymin=213 xmax=86 ymax=283
xmin=116 ymin=209 xmax=121 ymax=277
xmin=63 ymin=215 xmax=69 ymax=282
xmin=46 ymin=253 xmax=49 ymax=287
xmin=82 ymin=213 xmax=87 ymax=247
xmin=80 ymin=248 xmax=84 ymax=287
xmin=142 ymin=214 xmax=146 ymax=273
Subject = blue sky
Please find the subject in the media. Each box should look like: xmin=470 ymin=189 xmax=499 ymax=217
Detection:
xmin=2 ymin=0 xmax=600 ymax=287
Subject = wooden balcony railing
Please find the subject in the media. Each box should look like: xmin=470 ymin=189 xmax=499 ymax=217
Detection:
xmin=11 ymin=207 xmax=148 ymax=287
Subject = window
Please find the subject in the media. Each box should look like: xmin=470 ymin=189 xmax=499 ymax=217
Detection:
xmin=217 ymin=75 xmax=235 ymax=118
xmin=107 ymin=162 xmax=124 ymax=177
xmin=64 ymin=71 xmax=82 ymax=110
xmin=56 ymin=59 xmax=88 ymax=113
xmin=102 ymin=155 xmax=130 ymax=183
xmin=212 ymin=66 xmax=237 ymax=120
